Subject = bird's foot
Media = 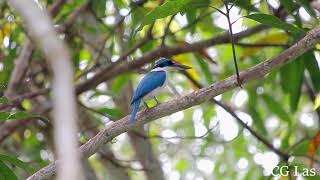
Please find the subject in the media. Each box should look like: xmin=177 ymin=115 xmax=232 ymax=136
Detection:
xmin=153 ymin=96 xmax=160 ymax=105
xmin=143 ymin=101 xmax=150 ymax=109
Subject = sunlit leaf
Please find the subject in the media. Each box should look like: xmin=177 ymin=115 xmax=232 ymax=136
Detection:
xmin=314 ymin=95 xmax=320 ymax=110
xmin=22 ymin=100 xmax=32 ymax=110
xmin=3 ymin=23 xmax=14 ymax=36
xmin=245 ymin=13 xmax=304 ymax=34
xmin=173 ymin=54 xmax=199 ymax=81
xmin=241 ymin=32 xmax=290 ymax=59
xmin=138 ymin=0 xmax=192 ymax=30
xmin=176 ymin=159 xmax=189 ymax=173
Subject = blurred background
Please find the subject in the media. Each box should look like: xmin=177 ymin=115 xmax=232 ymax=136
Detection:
xmin=0 ymin=0 xmax=320 ymax=179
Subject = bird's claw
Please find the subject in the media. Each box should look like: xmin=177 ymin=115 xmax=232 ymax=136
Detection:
xmin=153 ymin=96 xmax=160 ymax=105
xmin=143 ymin=101 xmax=150 ymax=109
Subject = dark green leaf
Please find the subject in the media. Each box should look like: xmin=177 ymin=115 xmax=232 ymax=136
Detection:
xmin=0 ymin=96 xmax=9 ymax=104
xmin=280 ymin=56 xmax=304 ymax=112
xmin=0 ymin=111 xmax=40 ymax=122
xmin=194 ymin=54 xmax=213 ymax=84
xmin=96 ymin=107 xmax=125 ymax=119
xmin=0 ymin=154 xmax=34 ymax=174
xmin=232 ymin=0 xmax=259 ymax=12
xmin=305 ymin=51 xmax=320 ymax=91
xmin=279 ymin=0 xmax=297 ymax=13
xmin=0 ymin=160 xmax=18 ymax=180
xmin=247 ymin=88 xmax=267 ymax=135
xmin=245 ymin=13 xmax=303 ymax=34
xmin=111 ymin=73 xmax=131 ymax=94
xmin=91 ymin=0 xmax=107 ymax=18
xmin=138 ymin=0 xmax=192 ymax=30
xmin=261 ymin=94 xmax=291 ymax=123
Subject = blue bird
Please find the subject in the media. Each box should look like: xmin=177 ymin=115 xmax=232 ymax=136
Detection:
xmin=129 ymin=57 xmax=191 ymax=124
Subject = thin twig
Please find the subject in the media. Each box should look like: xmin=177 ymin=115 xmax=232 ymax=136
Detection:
xmin=224 ymin=2 xmax=242 ymax=86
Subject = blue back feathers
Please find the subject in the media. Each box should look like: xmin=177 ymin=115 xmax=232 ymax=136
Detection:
xmin=131 ymin=71 xmax=166 ymax=103
xmin=129 ymin=71 xmax=166 ymax=123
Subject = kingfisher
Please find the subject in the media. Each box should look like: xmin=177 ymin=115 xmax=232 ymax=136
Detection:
xmin=129 ymin=57 xmax=191 ymax=124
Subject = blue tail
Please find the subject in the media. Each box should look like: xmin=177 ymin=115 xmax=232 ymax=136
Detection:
xmin=129 ymin=98 xmax=141 ymax=124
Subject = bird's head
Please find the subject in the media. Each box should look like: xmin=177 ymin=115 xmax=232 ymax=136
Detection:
xmin=152 ymin=57 xmax=191 ymax=71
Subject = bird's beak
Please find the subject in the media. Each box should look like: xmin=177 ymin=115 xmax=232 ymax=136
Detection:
xmin=172 ymin=62 xmax=192 ymax=70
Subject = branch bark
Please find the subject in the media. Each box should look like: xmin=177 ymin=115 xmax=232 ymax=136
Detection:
xmin=75 ymin=25 xmax=267 ymax=94
xmin=29 ymin=26 xmax=320 ymax=179
xmin=7 ymin=0 xmax=84 ymax=180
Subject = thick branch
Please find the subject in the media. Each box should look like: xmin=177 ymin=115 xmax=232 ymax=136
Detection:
xmin=29 ymin=26 xmax=320 ymax=179
xmin=8 ymin=0 xmax=83 ymax=180
xmin=75 ymin=25 xmax=267 ymax=94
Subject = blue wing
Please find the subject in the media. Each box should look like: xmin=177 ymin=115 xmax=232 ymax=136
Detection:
xmin=131 ymin=71 xmax=166 ymax=103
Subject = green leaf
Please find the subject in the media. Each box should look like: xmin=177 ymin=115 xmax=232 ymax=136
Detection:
xmin=247 ymin=88 xmax=267 ymax=135
xmin=0 ymin=154 xmax=34 ymax=174
xmin=245 ymin=13 xmax=303 ymax=34
xmin=297 ymin=0 xmax=317 ymax=18
xmin=279 ymin=0 xmax=297 ymax=13
xmin=280 ymin=56 xmax=304 ymax=112
xmin=176 ymin=159 xmax=189 ymax=173
xmin=138 ymin=0 xmax=192 ymax=30
xmin=0 ymin=111 xmax=41 ymax=122
xmin=96 ymin=107 xmax=125 ymax=119
xmin=194 ymin=54 xmax=213 ymax=84
xmin=0 ymin=96 xmax=9 ymax=104
xmin=314 ymin=95 xmax=320 ymax=110
xmin=131 ymin=7 xmax=149 ymax=27
xmin=261 ymin=94 xmax=291 ymax=123
xmin=91 ymin=0 xmax=107 ymax=18
xmin=232 ymin=0 xmax=259 ymax=12
xmin=0 ymin=160 xmax=18 ymax=180
xmin=111 ymin=73 xmax=131 ymax=94
xmin=305 ymin=52 xmax=320 ymax=91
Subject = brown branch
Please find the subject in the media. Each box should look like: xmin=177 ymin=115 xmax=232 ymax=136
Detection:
xmin=28 ymin=26 xmax=320 ymax=179
xmin=75 ymin=25 xmax=267 ymax=94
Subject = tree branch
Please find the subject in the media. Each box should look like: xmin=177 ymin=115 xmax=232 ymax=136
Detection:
xmin=75 ymin=25 xmax=267 ymax=94
xmin=28 ymin=26 xmax=320 ymax=179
